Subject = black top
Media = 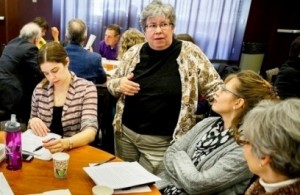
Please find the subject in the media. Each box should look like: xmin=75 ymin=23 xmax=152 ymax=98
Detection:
xmin=50 ymin=106 xmax=64 ymax=136
xmin=122 ymin=39 xmax=182 ymax=136
xmin=275 ymin=56 xmax=300 ymax=99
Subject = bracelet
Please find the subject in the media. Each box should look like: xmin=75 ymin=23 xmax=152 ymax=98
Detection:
xmin=68 ymin=138 xmax=73 ymax=150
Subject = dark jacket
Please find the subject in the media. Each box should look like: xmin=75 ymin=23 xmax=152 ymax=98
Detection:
xmin=275 ymin=57 xmax=300 ymax=99
xmin=0 ymin=37 xmax=43 ymax=122
xmin=65 ymin=42 xmax=106 ymax=84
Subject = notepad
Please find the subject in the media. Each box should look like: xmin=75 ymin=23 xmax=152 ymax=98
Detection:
xmin=22 ymin=129 xmax=61 ymax=160
xmin=83 ymin=161 xmax=161 ymax=190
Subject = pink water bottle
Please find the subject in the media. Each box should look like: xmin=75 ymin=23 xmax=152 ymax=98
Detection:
xmin=5 ymin=114 xmax=22 ymax=170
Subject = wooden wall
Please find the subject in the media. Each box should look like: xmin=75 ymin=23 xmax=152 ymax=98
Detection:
xmin=1 ymin=0 xmax=300 ymax=73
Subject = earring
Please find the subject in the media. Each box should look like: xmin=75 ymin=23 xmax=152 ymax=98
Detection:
xmin=259 ymin=163 xmax=263 ymax=168
xmin=233 ymin=106 xmax=236 ymax=110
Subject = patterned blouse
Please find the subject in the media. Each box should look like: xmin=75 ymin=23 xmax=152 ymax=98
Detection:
xmin=107 ymin=41 xmax=223 ymax=141
xmin=30 ymin=72 xmax=98 ymax=137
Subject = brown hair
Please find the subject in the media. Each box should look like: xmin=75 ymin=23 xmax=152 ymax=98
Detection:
xmin=106 ymin=24 xmax=121 ymax=36
xmin=117 ymin=28 xmax=145 ymax=60
xmin=38 ymin=41 xmax=68 ymax=86
xmin=225 ymin=70 xmax=279 ymax=139
xmin=32 ymin=16 xmax=49 ymax=31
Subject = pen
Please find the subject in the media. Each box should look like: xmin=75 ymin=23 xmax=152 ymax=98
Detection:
xmin=94 ymin=156 xmax=116 ymax=166
xmin=33 ymin=138 xmax=56 ymax=152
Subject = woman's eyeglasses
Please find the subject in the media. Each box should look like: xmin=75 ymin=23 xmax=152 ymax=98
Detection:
xmin=236 ymin=139 xmax=250 ymax=146
xmin=145 ymin=23 xmax=173 ymax=31
xmin=235 ymin=134 xmax=250 ymax=146
xmin=220 ymin=85 xmax=241 ymax=98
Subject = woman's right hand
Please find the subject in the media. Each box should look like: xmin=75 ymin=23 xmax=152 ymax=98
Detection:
xmin=29 ymin=117 xmax=50 ymax=137
xmin=119 ymin=73 xmax=140 ymax=96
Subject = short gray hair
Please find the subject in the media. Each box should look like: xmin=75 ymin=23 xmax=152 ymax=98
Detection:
xmin=66 ymin=18 xmax=87 ymax=44
xmin=140 ymin=0 xmax=176 ymax=31
xmin=19 ymin=22 xmax=41 ymax=43
xmin=242 ymin=98 xmax=300 ymax=178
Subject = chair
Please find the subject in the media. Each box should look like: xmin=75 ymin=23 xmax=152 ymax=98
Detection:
xmin=90 ymin=85 xmax=117 ymax=154
xmin=265 ymin=67 xmax=279 ymax=84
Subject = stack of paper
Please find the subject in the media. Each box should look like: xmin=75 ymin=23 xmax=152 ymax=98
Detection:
xmin=22 ymin=130 xmax=61 ymax=160
xmin=83 ymin=161 xmax=161 ymax=190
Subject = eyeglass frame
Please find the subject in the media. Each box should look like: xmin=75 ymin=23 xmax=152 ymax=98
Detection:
xmin=145 ymin=22 xmax=173 ymax=31
xmin=220 ymin=85 xmax=242 ymax=98
xmin=236 ymin=138 xmax=250 ymax=146
xmin=235 ymin=132 xmax=250 ymax=146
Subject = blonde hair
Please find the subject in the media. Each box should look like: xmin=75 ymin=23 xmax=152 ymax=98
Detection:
xmin=117 ymin=28 xmax=145 ymax=60
xmin=225 ymin=70 xmax=279 ymax=140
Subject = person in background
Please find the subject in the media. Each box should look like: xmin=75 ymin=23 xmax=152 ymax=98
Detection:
xmin=32 ymin=16 xmax=59 ymax=49
xmin=156 ymin=70 xmax=278 ymax=194
xmin=0 ymin=22 xmax=43 ymax=123
xmin=175 ymin=33 xmax=195 ymax=43
xmin=240 ymin=98 xmax=300 ymax=194
xmin=107 ymin=0 xmax=223 ymax=175
xmin=98 ymin=24 xmax=121 ymax=60
xmin=274 ymin=36 xmax=300 ymax=99
xmin=28 ymin=42 xmax=98 ymax=153
xmin=117 ymin=28 xmax=145 ymax=60
xmin=65 ymin=18 xmax=106 ymax=84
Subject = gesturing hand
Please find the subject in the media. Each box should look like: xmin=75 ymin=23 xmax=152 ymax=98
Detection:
xmin=119 ymin=73 xmax=140 ymax=96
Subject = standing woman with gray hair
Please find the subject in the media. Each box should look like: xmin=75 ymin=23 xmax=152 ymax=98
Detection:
xmin=0 ymin=22 xmax=43 ymax=123
xmin=240 ymin=98 xmax=300 ymax=194
xmin=107 ymin=0 xmax=222 ymax=174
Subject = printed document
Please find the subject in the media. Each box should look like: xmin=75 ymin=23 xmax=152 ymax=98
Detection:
xmin=83 ymin=161 xmax=161 ymax=190
xmin=22 ymin=129 xmax=61 ymax=160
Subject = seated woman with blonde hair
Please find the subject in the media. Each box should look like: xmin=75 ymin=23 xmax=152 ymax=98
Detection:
xmin=240 ymin=98 xmax=300 ymax=194
xmin=28 ymin=41 xmax=98 ymax=153
xmin=157 ymin=70 xmax=278 ymax=194
xmin=117 ymin=28 xmax=145 ymax=60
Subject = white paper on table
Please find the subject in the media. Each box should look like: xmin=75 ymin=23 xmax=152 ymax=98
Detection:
xmin=83 ymin=161 xmax=161 ymax=190
xmin=0 ymin=172 xmax=14 ymax=195
xmin=26 ymin=189 xmax=71 ymax=195
xmin=84 ymin=34 xmax=96 ymax=50
xmin=21 ymin=129 xmax=61 ymax=160
xmin=114 ymin=185 xmax=151 ymax=194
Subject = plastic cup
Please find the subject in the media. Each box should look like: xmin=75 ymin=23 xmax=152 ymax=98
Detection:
xmin=92 ymin=185 xmax=114 ymax=195
xmin=52 ymin=152 xmax=70 ymax=179
xmin=103 ymin=63 xmax=116 ymax=71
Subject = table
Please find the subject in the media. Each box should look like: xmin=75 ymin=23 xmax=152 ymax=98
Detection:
xmin=0 ymin=131 xmax=161 ymax=195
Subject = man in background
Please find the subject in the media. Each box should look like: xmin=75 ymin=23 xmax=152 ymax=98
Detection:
xmin=275 ymin=36 xmax=300 ymax=99
xmin=98 ymin=24 xmax=121 ymax=60
xmin=32 ymin=16 xmax=60 ymax=49
xmin=0 ymin=22 xmax=44 ymax=123
xmin=65 ymin=18 xmax=106 ymax=84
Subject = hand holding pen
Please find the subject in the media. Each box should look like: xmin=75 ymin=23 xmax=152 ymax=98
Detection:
xmin=32 ymin=138 xmax=57 ymax=152
xmin=42 ymin=138 xmax=64 ymax=153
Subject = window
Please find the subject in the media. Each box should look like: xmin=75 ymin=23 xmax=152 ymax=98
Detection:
xmin=60 ymin=0 xmax=251 ymax=61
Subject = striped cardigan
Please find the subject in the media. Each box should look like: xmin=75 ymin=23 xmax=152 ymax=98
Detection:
xmin=30 ymin=72 xmax=98 ymax=137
